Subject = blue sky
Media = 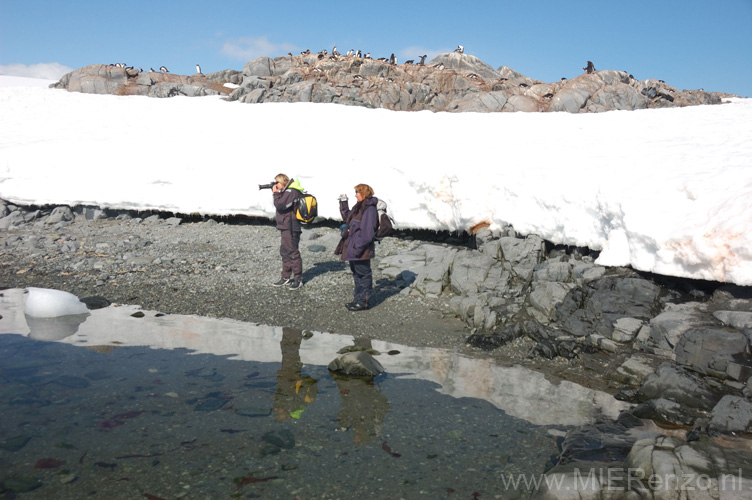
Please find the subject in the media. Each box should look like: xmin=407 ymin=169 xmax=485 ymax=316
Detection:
xmin=1 ymin=0 xmax=750 ymax=96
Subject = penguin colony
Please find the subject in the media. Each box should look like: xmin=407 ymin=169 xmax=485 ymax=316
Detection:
xmin=298 ymin=45 xmax=464 ymax=68
xmin=104 ymin=44 xmax=468 ymax=78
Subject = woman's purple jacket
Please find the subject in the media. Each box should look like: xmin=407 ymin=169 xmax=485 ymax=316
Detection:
xmin=340 ymin=196 xmax=378 ymax=261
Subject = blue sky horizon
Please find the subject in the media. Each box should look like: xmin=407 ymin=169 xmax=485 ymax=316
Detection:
xmin=1 ymin=0 xmax=750 ymax=96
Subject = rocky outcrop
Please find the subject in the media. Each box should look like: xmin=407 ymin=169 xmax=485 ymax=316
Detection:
xmin=51 ymin=53 xmax=726 ymax=113
xmin=376 ymin=223 xmax=752 ymax=439
xmin=50 ymin=64 xmax=236 ymax=97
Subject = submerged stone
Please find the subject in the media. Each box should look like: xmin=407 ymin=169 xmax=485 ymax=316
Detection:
xmin=1 ymin=477 xmax=43 ymax=492
xmin=52 ymin=375 xmax=90 ymax=388
xmin=0 ymin=435 xmax=31 ymax=451
xmin=262 ymin=429 xmax=295 ymax=449
xmin=328 ymin=351 xmax=384 ymax=377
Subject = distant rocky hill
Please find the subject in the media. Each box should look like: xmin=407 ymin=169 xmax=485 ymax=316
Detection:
xmin=51 ymin=52 xmax=731 ymax=113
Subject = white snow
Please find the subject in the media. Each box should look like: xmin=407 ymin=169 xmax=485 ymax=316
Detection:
xmin=23 ymin=287 xmax=90 ymax=318
xmin=1 ymin=75 xmax=751 ymax=285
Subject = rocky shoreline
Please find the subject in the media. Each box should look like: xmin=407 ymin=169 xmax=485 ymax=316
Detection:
xmin=3 ymin=198 xmax=752 ymax=498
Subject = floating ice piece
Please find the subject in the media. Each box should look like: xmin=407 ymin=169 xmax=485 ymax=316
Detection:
xmin=24 ymin=287 xmax=90 ymax=318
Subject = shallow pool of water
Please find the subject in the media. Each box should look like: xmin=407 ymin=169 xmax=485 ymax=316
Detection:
xmin=0 ymin=288 xmax=627 ymax=499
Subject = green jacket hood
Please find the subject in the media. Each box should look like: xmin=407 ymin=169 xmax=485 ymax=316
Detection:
xmin=288 ymin=178 xmax=304 ymax=192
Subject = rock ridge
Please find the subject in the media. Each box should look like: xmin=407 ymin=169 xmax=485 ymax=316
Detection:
xmin=51 ymin=52 xmax=729 ymax=113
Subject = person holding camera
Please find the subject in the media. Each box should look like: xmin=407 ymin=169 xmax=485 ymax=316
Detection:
xmin=272 ymin=173 xmax=303 ymax=290
xmin=335 ymin=184 xmax=379 ymax=311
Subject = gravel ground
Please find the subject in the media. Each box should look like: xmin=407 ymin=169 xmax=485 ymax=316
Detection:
xmin=1 ymin=216 xmax=470 ymax=347
xmin=0 ymin=213 xmax=615 ymax=390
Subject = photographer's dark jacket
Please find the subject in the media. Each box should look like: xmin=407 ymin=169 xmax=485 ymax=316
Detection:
xmin=337 ymin=196 xmax=378 ymax=261
xmin=274 ymin=188 xmax=302 ymax=232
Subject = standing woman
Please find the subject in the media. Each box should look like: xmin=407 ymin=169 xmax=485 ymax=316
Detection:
xmin=336 ymin=184 xmax=379 ymax=311
xmin=272 ymin=173 xmax=304 ymax=290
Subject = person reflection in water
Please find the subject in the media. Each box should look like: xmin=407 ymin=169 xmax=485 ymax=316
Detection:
xmin=332 ymin=338 xmax=389 ymax=445
xmin=273 ymin=328 xmax=318 ymax=422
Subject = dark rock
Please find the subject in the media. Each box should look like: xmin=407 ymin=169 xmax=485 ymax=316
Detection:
xmin=262 ymin=429 xmax=295 ymax=449
xmin=0 ymin=435 xmax=31 ymax=452
xmin=638 ymin=363 xmax=724 ymax=411
xmin=555 ymin=276 xmax=661 ymax=338
xmin=0 ymin=477 xmax=43 ymax=493
xmin=555 ymin=420 xmax=637 ymax=465
xmin=52 ymin=375 xmax=90 ymax=389
xmin=674 ymin=327 xmax=751 ymax=381
xmin=631 ymin=398 xmax=700 ymax=426
xmin=80 ymin=295 xmax=111 ymax=309
xmin=328 ymin=351 xmax=384 ymax=377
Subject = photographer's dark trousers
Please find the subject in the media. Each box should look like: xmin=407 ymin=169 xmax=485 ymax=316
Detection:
xmin=349 ymin=260 xmax=372 ymax=305
xmin=280 ymin=230 xmax=302 ymax=281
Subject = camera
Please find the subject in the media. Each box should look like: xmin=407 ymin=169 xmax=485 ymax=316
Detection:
xmin=258 ymin=182 xmax=275 ymax=190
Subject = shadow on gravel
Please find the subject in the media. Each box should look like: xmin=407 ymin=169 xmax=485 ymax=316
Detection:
xmin=302 ymin=260 xmax=348 ymax=283
xmin=368 ymin=280 xmax=404 ymax=309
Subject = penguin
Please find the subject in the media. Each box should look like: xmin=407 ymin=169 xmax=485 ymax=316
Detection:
xmin=468 ymin=73 xmax=479 ymax=80
xmin=160 ymin=66 xmax=169 ymax=73
xmin=389 ymin=53 xmax=396 ymax=65
xmin=347 ymin=49 xmax=354 ymax=57
xmin=404 ymin=59 xmax=414 ymax=65
xmin=364 ymin=52 xmax=371 ymax=59
xmin=433 ymin=62 xmax=444 ymax=70
xmin=150 ymin=67 xmax=156 ymax=72
xmin=376 ymin=57 xmax=387 ymax=62
xmin=356 ymin=49 xmax=362 ymax=58
xmin=196 ymin=64 xmax=202 ymax=75
xmin=332 ymin=46 xmax=340 ymax=56
xmin=454 ymin=45 xmax=464 ymax=54
xmin=353 ymin=74 xmax=364 ymax=80
xmin=418 ymin=55 xmax=427 ymax=65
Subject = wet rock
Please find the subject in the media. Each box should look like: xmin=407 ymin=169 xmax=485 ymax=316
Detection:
xmin=52 ymin=375 xmax=90 ymax=389
xmin=262 ymin=429 xmax=295 ymax=449
xmin=328 ymin=351 xmax=384 ymax=377
xmin=0 ymin=477 xmax=43 ymax=492
xmin=0 ymin=435 xmax=31 ymax=451
xmin=80 ymin=295 xmax=111 ymax=309
xmin=192 ymin=392 xmax=231 ymax=412
xmin=555 ymin=418 xmax=641 ymax=466
xmin=631 ymin=398 xmax=699 ymax=426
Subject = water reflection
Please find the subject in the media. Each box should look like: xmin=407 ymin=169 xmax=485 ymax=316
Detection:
xmin=0 ymin=288 xmax=628 ymax=499
xmin=25 ymin=313 xmax=89 ymax=341
xmin=0 ymin=288 xmax=627 ymax=427
xmin=274 ymin=327 xmax=319 ymax=422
